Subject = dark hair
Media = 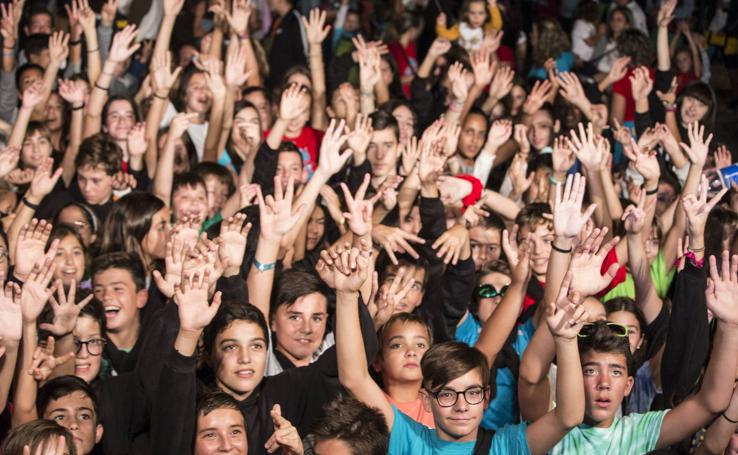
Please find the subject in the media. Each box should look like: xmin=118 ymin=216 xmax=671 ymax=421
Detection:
xmin=604 ymin=297 xmax=648 ymax=363
xmin=1 ymin=420 xmax=77 ymax=455
xmin=616 ymin=29 xmax=655 ymax=67
xmin=377 ymin=312 xmax=434 ymax=354
xmin=24 ymin=33 xmax=49 ymax=58
xmin=90 ymin=252 xmax=146 ymax=291
xmin=75 ymin=134 xmax=123 ymax=175
xmin=197 ymin=390 xmax=242 ymax=416
xmin=470 ymin=259 xmax=512 ymax=317
xmin=706 ymin=207 xmax=738 ymax=262
xmin=203 ymin=300 xmax=269 ymax=354
xmin=15 ymin=63 xmax=44 ymax=92
xmin=102 ymin=96 xmax=142 ymax=126
xmin=276 ymin=141 xmax=303 ymax=164
xmin=241 ymin=85 xmax=271 ymax=103
xmin=157 ymin=126 xmax=198 ymax=173
xmin=47 ymin=223 xmax=89 ymax=279
xmin=421 ymin=341 xmax=490 ymax=392
xmin=280 ymin=65 xmax=312 ymax=92
xmin=54 ymin=202 xmax=100 ymax=238
xmin=574 ymin=0 xmax=601 ymax=23
xmin=678 ymin=81 xmax=717 ymax=130
xmin=378 ymin=253 xmax=431 ymax=290
xmin=379 ymin=100 xmax=418 ymax=137
xmin=476 ymin=212 xmax=505 ymax=233
xmin=384 ymin=12 xmax=423 ymax=43
xmin=607 ymin=6 xmax=633 ymax=36
xmin=37 ymin=375 xmax=100 ymax=422
xmin=175 ymin=63 xmax=206 ymax=112
xmin=270 ymin=269 xmax=328 ymax=318
xmin=308 ymin=394 xmax=390 ymax=455
xmin=100 ymin=192 xmax=166 ymax=268
xmin=577 ymin=320 xmax=634 ymax=374
xmin=25 ymin=5 xmax=54 ymax=28
xmin=194 ymin=162 xmax=235 ymax=196
xmin=79 ymin=294 xmax=107 ymax=334
xmin=515 ymin=202 xmax=553 ymax=231
xmin=172 ymin=172 xmax=207 ymax=198
xmin=370 ymin=110 xmax=400 ymax=141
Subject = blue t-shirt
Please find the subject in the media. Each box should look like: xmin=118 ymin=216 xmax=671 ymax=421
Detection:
xmin=528 ymin=52 xmax=576 ymax=80
xmin=455 ymin=316 xmax=535 ymax=430
xmin=388 ymin=406 xmax=531 ymax=454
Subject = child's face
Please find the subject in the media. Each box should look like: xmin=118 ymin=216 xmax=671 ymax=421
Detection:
xmin=680 ymin=95 xmax=709 ymax=126
xmin=276 ymin=151 xmax=305 ymax=192
xmin=345 ymin=12 xmax=360 ymax=32
xmin=581 ymin=350 xmax=633 ymax=427
xmin=528 ymin=110 xmax=554 ymax=151
xmin=376 ymin=321 xmax=430 ymax=384
xmin=469 ymin=226 xmax=501 ymax=271
xmin=186 ymin=72 xmax=213 ymax=115
xmin=105 ymin=99 xmax=136 ymax=142
xmin=53 ymin=234 xmax=86 ymax=287
xmin=306 ymin=206 xmax=325 ymax=251
xmin=368 ymin=128 xmax=399 ymax=178
xmin=93 ymin=268 xmax=146 ymax=334
xmin=423 ymin=368 xmax=488 ymax=442
xmin=270 ymin=292 xmax=328 ymax=365
xmin=142 ymin=207 xmax=171 ymax=261
xmin=77 ymin=165 xmax=114 ymax=206
xmin=476 ymin=271 xmax=511 ymax=323
xmin=46 ymin=93 xmax=64 ymax=132
xmin=56 ymin=205 xmax=96 ymax=246
xmin=204 ymin=176 xmax=229 ymax=218
xmin=519 ymin=222 xmax=553 ymax=278
xmin=392 ymin=105 xmax=415 ymax=146
xmin=22 ymin=130 xmax=53 ymax=169
xmin=74 ymin=315 xmax=104 ymax=383
xmin=400 ymin=205 xmax=421 ymax=236
xmin=607 ymin=311 xmax=643 ymax=354
xmin=381 ymin=265 xmax=426 ymax=314
xmin=466 ymin=1 xmax=487 ymax=29
xmin=675 ymin=50 xmax=692 ymax=74
xmin=195 ymin=408 xmax=248 ymax=455
xmin=173 ymin=183 xmax=208 ymax=223
xmin=210 ymin=320 xmax=268 ymax=400
xmin=42 ymin=391 xmax=103 ymax=455
xmin=458 ymin=113 xmax=487 ymax=160
xmin=231 ymin=107 xmax=261 ymax=149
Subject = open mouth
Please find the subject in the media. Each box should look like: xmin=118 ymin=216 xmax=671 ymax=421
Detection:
xmin=594 ymin=398 xmax=612 ymax=408
xmin=235 ymin=369 xmax=255 ymax=378
xmin=104 ymin=305 xmax=120 ymax=318
xmin=295 ymin=338 xmax=313 ymax=345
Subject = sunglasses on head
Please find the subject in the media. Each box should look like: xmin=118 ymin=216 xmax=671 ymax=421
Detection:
xmin=476 ymin=284 xmax=508 ymax=299
xmin=578 ymin=322 xmax=629 ymax=338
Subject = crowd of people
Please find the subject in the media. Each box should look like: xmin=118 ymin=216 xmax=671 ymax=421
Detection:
xmin=0 ymin=0 xmax=737 ymax=453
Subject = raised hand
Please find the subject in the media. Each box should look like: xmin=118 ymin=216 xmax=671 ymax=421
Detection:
xmin=373 ymin=266 xmax=414 ymax=325
xmin=569 ymin=227 xmax=621 ymax=297
xmin=48 ymin=31 xmax=70 ymax=66
xmin=182 ymin=235 xmax=223 ymax=284
xmin=168 ymin=112 xmax=198 ymax=138
xmin=224 ymin=41 xmax=250 ymax=89
xmin=552 ymin=136 xmax=576 ymax=175
xmin=470 ymin=49 xmax=496 ymax=88
xmin=111 ymin=171 xmax=137 ymax=191
xmin=567 ymin=122 xmax=604 ymax=171
xmin=418 ymin=136 xmax=446 ymax=184
xmin=399 ymin=136 xmax=419 ymax=176
xmin=203 ymin=59 xmax=226 ymax=100
xmin=657 ymin=0 xmax=676 ymax=27
xmin=108 ymin=25 xmax=141 ymax=63
xmin=127 ymin=122 xmax=148 ymax=159
xmin=279 ymin=83 xmax=309 ymax=121
xmin=163 ymin=0 xmax=185 ymax=17
xmin=514 ymin=124 xmax=530 ymax=156
xmin=679 ymin=122 xmax=713 ymax=167
xmin=152 ymin=235 xmax=185 ymax=298
xmin=100 ymin=0 xmax=118 ymax=26
xmin=257 ymin=176 xmax=305 ymax=241
xmin=606 ymin=56 xmax=630 ymax=85
xmin=508 ymin=153 xmax=534 ymax=199
xmin=714 ymin=145 xmax=733 ymax=169
xmin=39 ymin=281 xmax=93 ymax=336
xmin=683 ymin=174 xmax=728 ymax=239
xmin=348 ymin=113 xmax=373 ymax=157
xmin=216 ymin=213 xmax=251 ymax=273
xmin=14 ymin=219 xmax=56 ymax=280
xmin=301 ymin=8 xmax=331 ymax=45
xmin=57 ymin=79 xmax=86 ymax=108
xmin=558 ymin=72 xmax=588 ymax=109
xmin=0 ymin=2 xmax=18 ymax=49
xmin=341 ymin=174 xmax=378 ymax=238
xmin=150 ymin=52 xmax=182 ymax=97
xmin=27 ymin=336 xmax=75 ymax=382
xmin=621 ymin=191 xmax=651 ymax=235
xmin=21 ymin=80 xmax=44 ymax=110
xmin=75 ymin=0 xmax=96 ymax=33
xmin=486 ymin=119 xmax=513 ymax=148
xmin=317 ymin=118 xmax=352 ymax=178
xmin=501 ymin=224 xmax=520 ymax=268
xmin=432 ymin=224 xmax=469 ymax=265
xmin=174 ymin=270 xmax=222 ymax=333
xmin=488 ymin=65 xmax=514 ymax=101
xmin=265 ymin=404 xmax=304 ymax=455
xmin=0 ymin=146 xmax=19 ymax=178
xmin=372 ymin=224 xmax=425 ymax=265
xmin=20 ymin=259 xmax=57 ymax=324
xmin=427 ymin=37 xmax=451 ymax=58
xmin=522 ymin=79 xmax=552 ymax=115
xmin=629 ymin=66 xmax=653 ymax=102
xmin=624 ymin=137 xmax=661 ymax=184
xmin=321 ymin=245 xmax=370 ymax=293
xmin=357 ymin=43 xmax=381 ymax=91
xmin=705 ymin=251 xmax=738 ymax=327
xmin=448 ymin=62 xmax=470 ymax=101
xmin=0 ymin=282 xmax=22 ymax=343
xmin=547 ymin=271 xmax=589 ymax=339
xmin=218 ymin=0 xmax=252 ymax=37
xmin=552 ymin=173 xmax=596 ymax=239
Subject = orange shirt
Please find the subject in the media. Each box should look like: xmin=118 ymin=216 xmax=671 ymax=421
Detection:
xmin=386 ymin=393 xmax=436 ymax=429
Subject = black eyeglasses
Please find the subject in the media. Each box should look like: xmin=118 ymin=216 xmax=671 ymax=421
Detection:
xmin=476 ymin=284 xmax=508 ymax=299
xmin=432 ymin=386 xmax=488 ymax=407
xmin=578 ymin=322 xmax=629 ymax=338
xmin=74 ymin=338 xmax=106 ymax=356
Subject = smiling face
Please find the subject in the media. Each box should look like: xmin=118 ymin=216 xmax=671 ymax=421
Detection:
xmin=186 ymin=72 xmax=213 ymax=115
xmin=53 ymin=234 xmax=86 ymax=287
xmin=42 ymin=391 xmax=103 ymax=455
xmin=142 ymin=207 xmax=171 ymax=262
xmin=680 ymin=95 xmax=709 ymax=126
xmin=581 ymin=350 xmax=633 ymax=428
xmin=194 ymin=408 xmax=248 ymax=455
xmin=306 ymin=206 xmax=325 ymax=251
xmin=105 ymin=99 xmax=136 ymax=142
xmin=74 ymin=315 xmax=104 ymax=383
xmin=22 ymin=130 xmax=53 ymax=169
xmin=210 ymin=320 xmax=268 ymax=400
xmin=172 ymin=183 xmax=208 ymax=223
xmin=93 ymin=268 xmax=146 ymax=336
xmin=270 ymin=292 xmax=328 ymax=366
xmin=519 ymin=222 xmax=553 ymax=278
xmin=376 ymin=320 xmax=430 ymax=384
xmin=422 ymin=368 xmax=488 ymax=442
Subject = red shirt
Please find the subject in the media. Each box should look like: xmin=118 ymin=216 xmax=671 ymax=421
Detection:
xmin=264 ymin=126 xmax=324 ymax=176
xmin=388 ymin=41 xmax=417 ymax=98
xmin=676 ymin=70 xmax=698 ymax=94
xmin=612 ymin=67 xmax=655 ymax=122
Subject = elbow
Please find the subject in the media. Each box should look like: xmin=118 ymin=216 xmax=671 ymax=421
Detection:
xmin=556 ymin=407 xmax=584 ymax=430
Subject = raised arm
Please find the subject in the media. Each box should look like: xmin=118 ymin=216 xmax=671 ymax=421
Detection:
xmin=0 ymin=281 xmax=21 ymax=412
xmin=74 ymin=0 xmax=101 ymax=84
xmin=267 ymin=84 xmax=310 ymax=150
xmin=153 ymin=113 xmax=197 ymax=204
xmin=302 ymin=9 xmax=330 ymax=131
xmin=152 ymin=0 xmax=185 ymax=61
xmin=202 ymin=60 xmax=227 ymax=163
xmin=145 ymin=52 xmax=182 ymax=176
xmin=657 ymin=251 xmax=738 ymax=448
xmin=8 ymin=80 xmax=44 ymax=148
xmin=58 ymin=79 xmax=87 ymax=186
xmin=657 ymin=0 xmax=676 ymax=72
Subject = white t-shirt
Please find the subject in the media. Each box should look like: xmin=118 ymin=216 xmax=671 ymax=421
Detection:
xmin=161 ymin=102 xmax=209 ymax=161
xmin=572 ymin=20 xmax=596 ymax=61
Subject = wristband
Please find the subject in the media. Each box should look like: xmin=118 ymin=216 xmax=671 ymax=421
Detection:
xmin=94 ymin=82 xmax=109 ymax=91
xmin=689 ymin=245 xmax=705 ymax=253
xmin=645 ymin=187 xmax=658 ymax=196
xmin=21 ymin=197 xmax=39 ymax=210
xmin=71 ymin=103 xmax=85 ymax=111
xmin=87 ymin=47 xmax=99 ymax=53
xmin=153 ymin=93 xmax=168 ymax=100
xmin=723 ymin=413 xmax=738 ymax=424
xmin=69 ymin=39 xmax=82 ymax=45
xmin=253 ymin=257 xmax=276 ymax=272
xmin=549 ymin=175 xmax=562 ymax=185
xmin=551 ymin=242 xmax=572 ymax=254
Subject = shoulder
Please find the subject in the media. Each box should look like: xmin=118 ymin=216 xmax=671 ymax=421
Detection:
xmin=388 ymin=405 xmax=435 ymax=452
xmin=491 ymin=423 xmax=530 ymax=454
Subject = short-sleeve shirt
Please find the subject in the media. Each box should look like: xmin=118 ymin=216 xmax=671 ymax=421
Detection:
xmin=602 ymin=250 xmax=675 ymax=301
xmin=264 ymin=126 xmax=324 ymax=178
xmin=388 ymin=406 xmax=531 ymax=454
xmin=550 ymin=410 xmax=668 ymax=454
xmin=612 ymin=67 xmax=655 ymax=122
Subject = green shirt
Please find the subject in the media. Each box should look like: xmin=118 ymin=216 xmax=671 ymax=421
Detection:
xmin=550 ymin=411 xmax=668 ymax=455
xmin=603 ymin=250 xmax=675 ymax=301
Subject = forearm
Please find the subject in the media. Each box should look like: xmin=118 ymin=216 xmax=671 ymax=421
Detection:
xmin=474 ymin=280 xmax=526 ymax=366
xmin=145 ymin=98 xmax=168 ymax=176
xmin=153 ymin=15 xmax=177 ymax=61
xmin=0 ymin=343 xmax=18 ymax=411
xmin=203 ymin=97 xmax=226 ymax=162
xmin=481 ymin=190 xmax=520 ymax=220
xmin=696 ymin=391 xmax=738 ymax=455
xmin=84 ymin=27 xmax=101 ymax=84
xmin=208 ymin=26 xmax=224 ymax=61
xmin=658 ymin=26 xmax=671 ymax=71
xmin=266 ymin=118 xmax=288 ymax=150
xmin=552 ymin=337 xmax=584 ymax=428
xmin=8 ymin=106 xmax=32 ymax=148
xmin=11 ymin=324 xmax=39 ymax=427
xmin=543 ymin=236 xmax=573 ymax=315
xmin=586 ymin=168 xmax=613 ymax=232
xmin=247 ymin=236 xmax=280 ymax=320
xmin=174 ymin=329 xmax=202 ymax=357
xmin=153 ymin=141 xmax=176 ymax=204
xmin=627 ymin=233 xmax=662 ymax=323
xmin=8 ymin=203 xmax=36 ymax=267
xmin=62 ymin=108 xmax=84 ymax=186
xmin=308 ymin=43 xmax=328 ymax=130
xmin=50 ymin=335 xmax=75 ymax=378
xmin=699 ymin=324 xmax=738 ymax=413
xmin=600 ymin=168 xmax=624 ymax=224
xmin=359 ymin=90 xmax=375 ymax=115
xmin=84 ymin=60 xmax=117 ymax=137
xmin=240 ymin=37 xmax=262 ymax=87
xmin=336 ymin=290 xmax=371 ymax=387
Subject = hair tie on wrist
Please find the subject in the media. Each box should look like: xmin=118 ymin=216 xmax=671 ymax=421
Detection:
xmin=69 ymin=39 xmax=82 ymax=46
xmin=94 ymin=82 xmax=109 ymax=91
xmin=552 ymin=242 xmax=572 ymax=254
xmin=689 ymin=246 xmax=705 ymax=253
xmin=723 ymin=413 xmax=738 ymax=424
xmin=153 ymin=93 xmax=168 ymax=100
xmin=646 ymin=187 xmax=658 ymax=196
xmin=71 ymin=103 xmax=85 ymax=111
xmin=86 ymin=47 xmax=99 ymax=53
xmin=21 ymin=197 xmax=39 ymax=210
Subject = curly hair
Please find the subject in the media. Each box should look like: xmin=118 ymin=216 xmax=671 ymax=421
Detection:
xmin=616 ymin=29 xmax=655 ymax=67
xmin=532 ymin=19 xmax=571 ymax=67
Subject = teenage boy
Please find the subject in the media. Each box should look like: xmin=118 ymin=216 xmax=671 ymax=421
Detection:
xmin=37 ymin=376 xmax=104 ymax=455
xmin=333 ymin=244 xmax=589 ymax=454
xmin=308 ymin=394 xmax=390 ymax=455
xmin=469 ymin=214 xmax=505 ymax=271
xmin=91 ymin=252 xmax=148 ymax=374
xmin=551 ymin=252 xmax=738 ymax=454
xmin=349 ymin=110 xmax=400 ymax=193
xmin=170 ymin=172 xmax=209 ymax=225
